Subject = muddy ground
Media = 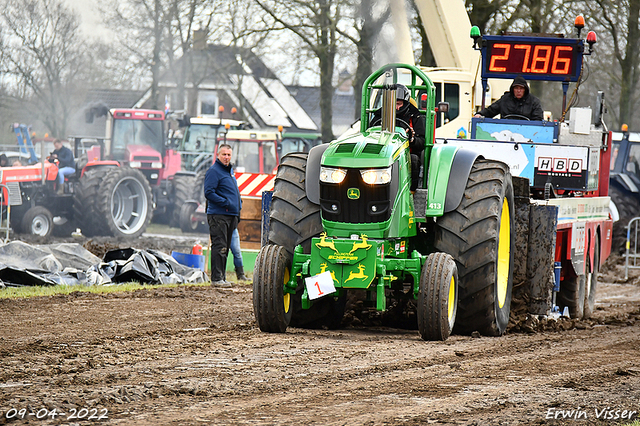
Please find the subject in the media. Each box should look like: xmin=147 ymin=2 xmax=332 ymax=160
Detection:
xmin=1 ymin=234 xmax=640 ymax=425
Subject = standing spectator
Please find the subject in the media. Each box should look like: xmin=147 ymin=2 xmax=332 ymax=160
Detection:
xmin=50 ymin=139 xmax=76 ymax=194
xmin=204 ymin=144 xmax=241 ymax=287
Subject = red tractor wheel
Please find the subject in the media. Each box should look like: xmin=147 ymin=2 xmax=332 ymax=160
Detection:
xmin=21 ymin=206 xmax=54 ymax=238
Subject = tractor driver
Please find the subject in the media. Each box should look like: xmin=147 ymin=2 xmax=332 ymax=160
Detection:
xmin=50 ymin=139 xmax=76 ymax=194
xmin=371 ymin=83 xmax=426 ymax=190
xmin=474 ymin=76 xmax=543 ymax=121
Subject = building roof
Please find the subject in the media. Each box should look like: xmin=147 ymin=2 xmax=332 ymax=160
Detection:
xmin=160 ymin=44 xmax=279 ymax=88
xmin=158 ymin=44 xmax=319 ymax=132
xmin=287 ymin=86 xmax=357 ymax=137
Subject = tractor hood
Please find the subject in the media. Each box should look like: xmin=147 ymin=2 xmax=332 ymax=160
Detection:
xmin=126 ymin=145 xmax=162 ymax=169
xmin=126 ymin=144 xmax=162 ymax=163
xmin=321 ymin=129 xmax=408 ymax=169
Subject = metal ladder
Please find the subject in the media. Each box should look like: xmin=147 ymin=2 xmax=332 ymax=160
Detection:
xmin=0 ymin=183 xmax=11 ymax=243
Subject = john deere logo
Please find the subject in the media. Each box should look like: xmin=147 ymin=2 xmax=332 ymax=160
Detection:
xmin=347 ymin=188 xmax=360 ymax=199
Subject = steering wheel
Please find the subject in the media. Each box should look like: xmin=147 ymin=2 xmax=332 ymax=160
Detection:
xmin=370 ymin=116 xmax=412 ymax=131
xmin=503 ymin=114 xmax=531 ymax=121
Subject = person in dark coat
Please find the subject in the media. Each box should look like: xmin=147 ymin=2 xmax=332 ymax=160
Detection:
xmin=50 ymin=139 xmax=76 ymax=194
xmin=204 ymin=143 xmax=242 ymax=287
xmin=475 ymin=76 xmax=543 ymax=121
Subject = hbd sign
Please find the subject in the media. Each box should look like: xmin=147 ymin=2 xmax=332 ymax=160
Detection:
xmin=537 ymin=157 xmax=583 ymax=174
xmin=533 ymin=145 xmax=589 ymax=190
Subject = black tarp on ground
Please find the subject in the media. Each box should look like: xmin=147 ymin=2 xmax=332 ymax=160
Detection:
xmin=0 ymin=241 xmax=207 ymax=287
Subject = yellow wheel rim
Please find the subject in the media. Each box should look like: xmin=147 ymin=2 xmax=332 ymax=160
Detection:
xmin=447 ymin=275 xmax=456 ymax=322
xmin=497 ymin=198 xmax=510 ymax=309
xmin=283 ymin=267 xmax=291 ymax=313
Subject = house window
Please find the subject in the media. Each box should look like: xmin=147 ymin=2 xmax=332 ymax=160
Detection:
xmin=198 ymin=91 xmax=219 ymax=116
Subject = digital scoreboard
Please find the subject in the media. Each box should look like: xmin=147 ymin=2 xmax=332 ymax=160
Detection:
xmin=481 ymin=35 xmax=584 ymax=82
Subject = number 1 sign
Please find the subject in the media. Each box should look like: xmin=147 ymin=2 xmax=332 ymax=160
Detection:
xmin=305 ymin=271 xmax=336 ymax=300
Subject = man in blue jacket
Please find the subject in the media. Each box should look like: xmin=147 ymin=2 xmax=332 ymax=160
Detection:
xmin=204 ymin=144 xmax=242 ymax=287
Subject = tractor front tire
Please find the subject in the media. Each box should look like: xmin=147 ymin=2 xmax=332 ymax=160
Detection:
xmin=21 ymin=206 xmax=54 ymax=238
xmin=253 ymin=244 xmax=293 ymax=333
xmin=434 ymin=159 xmax=515 ymax=336
xmin=179 ymin=202 xmax=200 ymax=233
xmin=417 ymin=252 xmax=458 ymax=341
xmin=267 ymin=152 xmax=345 ymax=329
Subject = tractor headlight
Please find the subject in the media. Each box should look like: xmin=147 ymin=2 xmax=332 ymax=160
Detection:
xmin=151 ymin=162 xmax=163 ymax=169
xmin=319 ymin=166 xmax=347 ymax=184
xmin=360 ymin=167 xmax=391 ymax=185
xmin=130 ymin=161 xmax=142 ymax=168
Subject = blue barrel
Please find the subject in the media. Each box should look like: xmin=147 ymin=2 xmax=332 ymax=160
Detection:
xmin=171 ymin=251 xmax=205 ymax=271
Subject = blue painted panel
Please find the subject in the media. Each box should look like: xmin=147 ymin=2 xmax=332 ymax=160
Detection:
xmin=471 ymin=117 xmax=559 ymax=144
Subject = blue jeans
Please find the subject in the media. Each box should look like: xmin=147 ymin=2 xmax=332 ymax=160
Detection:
xmin=58 ymin=167 xmax=76 ymax=184
xmin=230 ymin=228 xmax=243 ymax=268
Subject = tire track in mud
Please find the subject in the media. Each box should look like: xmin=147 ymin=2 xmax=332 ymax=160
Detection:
xmin=1 ymin=285 xmax=639 ymax=425
xmin=105 ymin=323 xmax=640 ymax=425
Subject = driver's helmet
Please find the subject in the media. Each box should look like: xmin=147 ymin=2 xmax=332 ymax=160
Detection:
xmin=396 ymin=84 xmax=410 ymax=102
xmin=396 ymin=84 xmax=411 ymax=116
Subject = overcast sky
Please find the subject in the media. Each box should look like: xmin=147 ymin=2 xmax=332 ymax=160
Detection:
xmin=64 ymin=0 xmax=109 ymax=39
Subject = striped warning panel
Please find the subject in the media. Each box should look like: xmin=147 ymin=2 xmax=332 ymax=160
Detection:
xmin=235 ymin=172 xmax=276 ymax=197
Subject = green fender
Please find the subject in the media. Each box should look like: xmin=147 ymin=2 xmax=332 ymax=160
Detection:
xmin=426 ymin=145 xmax=481 ymax=217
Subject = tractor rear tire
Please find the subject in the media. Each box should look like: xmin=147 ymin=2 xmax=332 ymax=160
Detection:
xmin=583 ymin=234 xmax=599 ymax=319
xmin=609 ymin=184 xmax=640 ymax=254
xmin=268 ymin=153 xmax=323 ymax=254
xmin=253 ymin=244 xmax=293 ymax=333
xmin=73 ymin=167 xmax=111 ymax=237
xmin=171 ymin=174 xmax=198 ymax=228
xmin=434 ymin=158 xmax=515 ymax=336
xmin=267 ymin=152 xmax=346 ymax=329
xmin=557 ymin=270 xmax=585 ymax=319
xmin=74 ymin=167 xmax=152 ymax=238
xmin=21 ymin=206 xmax=53 ymax=238
xmin=417 ymin=252 xmax=458 ymax=341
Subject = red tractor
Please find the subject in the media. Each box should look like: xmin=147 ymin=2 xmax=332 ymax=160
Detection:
xmin=1 ymin=109 xmax=174 ymax=238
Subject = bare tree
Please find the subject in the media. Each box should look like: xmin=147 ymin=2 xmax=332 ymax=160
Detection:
xmin=338 ymin=0 xmax=390 ymax=119
xmin=466 ymin=0 xmax=513 ymax=33
xmin=465 ymin=0 xmax=572 ymax=36
xmin=574 ymin=0 xmax=640 ymax=129
xmin=162 ymin=0 xmax=213 ymax=112
xmin=0 ymin=0 xmax=93 ymax=138
xmin=255 ymin=0 xmax=345 ymax=143
xmin=101 ymin=0 xmax=175 ymax=108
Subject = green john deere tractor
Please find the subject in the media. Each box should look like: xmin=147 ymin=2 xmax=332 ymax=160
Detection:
xmin=254 ymin=64 xmax=514 ymax=340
